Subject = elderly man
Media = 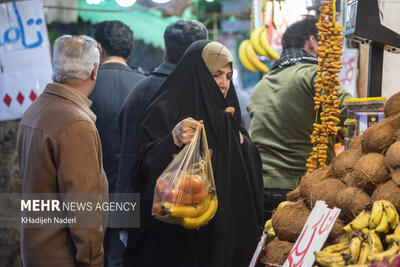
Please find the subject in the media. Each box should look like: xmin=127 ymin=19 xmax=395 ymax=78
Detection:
xmin=18 ymin=35 xmax=108 ymax=267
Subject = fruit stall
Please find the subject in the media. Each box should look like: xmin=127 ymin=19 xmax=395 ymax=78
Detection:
xmin=258 ymin=0 xmax=400 ymax=266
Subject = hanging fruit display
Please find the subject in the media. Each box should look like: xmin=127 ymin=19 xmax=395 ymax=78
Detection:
xmin=238 ymin=25 xmax=279 ymax=73
xmin=306 ymin=0 xmax=344 ymax=174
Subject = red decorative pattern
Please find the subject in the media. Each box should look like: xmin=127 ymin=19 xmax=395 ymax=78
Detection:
xmin=17 ymin=92 xmax=24 ymax=105
xmin=29 ymin=90 xmax=37 ymax=102
xmin=3 ymin=94 xmax=11 ymax=107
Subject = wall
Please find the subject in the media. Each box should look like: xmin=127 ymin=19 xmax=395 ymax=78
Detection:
xmin=357 ymin=0 xmax=400 ymax=98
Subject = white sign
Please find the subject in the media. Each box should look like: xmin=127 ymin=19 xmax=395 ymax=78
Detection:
xmin=339 ymin=49 xmax=359 ymax=97
xmin=283 ymin=201 xmax=341 ymax=267
xmin=0 ymin=0 xmax=51 ymax=121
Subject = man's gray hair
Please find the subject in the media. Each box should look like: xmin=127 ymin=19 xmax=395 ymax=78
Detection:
xmin=52 ymin=35 xmax=100 ymax=83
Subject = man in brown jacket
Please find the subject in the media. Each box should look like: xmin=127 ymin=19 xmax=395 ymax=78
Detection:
xmin=18 ymin=35 xmax=108 ymax=267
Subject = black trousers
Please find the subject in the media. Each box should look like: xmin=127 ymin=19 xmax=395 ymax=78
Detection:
xmin=263 ymin=188 xmax=291 ymax=221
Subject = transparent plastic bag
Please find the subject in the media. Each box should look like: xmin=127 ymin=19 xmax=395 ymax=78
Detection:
xmin=152 ymin=124 xmax=218 ymax=229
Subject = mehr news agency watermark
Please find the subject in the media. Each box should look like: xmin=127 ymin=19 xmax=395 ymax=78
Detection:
xmin=0 ymin=193 xmax=140 ymax=228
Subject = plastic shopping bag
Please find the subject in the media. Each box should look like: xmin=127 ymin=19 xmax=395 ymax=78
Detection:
xmin=152 ymin=124 xmax=218 ymax=229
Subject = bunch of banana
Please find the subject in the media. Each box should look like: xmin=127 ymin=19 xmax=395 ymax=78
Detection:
xmin=306 ymin=0 xmax=344 ymax=173
xmin=343 ymin=200 xmax=399 ymax=233
xmin=238 ymin=25 xmax=279 ymax=73
xmin=314 ymin=249 xmax=350 ymax=266
xmin=181 ymin=194 xmax=218 ymax=229
xmin=316 ymin=200 xmax=400 ymax=266
xmin=369 ymin=200 xmax=399 ymax=233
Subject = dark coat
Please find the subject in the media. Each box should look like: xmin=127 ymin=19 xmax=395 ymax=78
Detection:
xmin=124 ymin=40 xmax=264 ymax=267
xmin=116 ymin=62 xmax=175 ymax=193
xmin=89 ymin=63 xmax=144 ymax=193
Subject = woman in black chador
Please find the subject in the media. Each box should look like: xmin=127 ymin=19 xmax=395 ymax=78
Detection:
xmin=124 ymin=40 xmax=264 ymax=267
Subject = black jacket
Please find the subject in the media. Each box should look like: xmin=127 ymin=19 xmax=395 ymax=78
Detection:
xmin=116 ymin=62 xmax=175 ymax=193
xmin=89 ymin=62 xmax=144 ymax=193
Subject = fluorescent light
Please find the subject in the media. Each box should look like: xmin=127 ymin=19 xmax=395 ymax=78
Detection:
xmin=152 ymin=0 xmax=171 ymax=3
xmin=115 ymin=0 xmax=136 ymax=7
xmin=86 ymin=0 xmax=102 ymax=4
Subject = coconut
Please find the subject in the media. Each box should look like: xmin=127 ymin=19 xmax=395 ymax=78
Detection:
xmin=353 ymin=153 xmax=390 ymax=194
xmin=362 ymin=115 xmax=400 ymax=154
xmin=271 ymin=201 xmax=310 ymax=242
xmin=384 ymin=92 xmax=400 ymax=118
xmin=307 ymin=179 xmax=346 ymax=208
xmin=264 ymin=238 xmax=294 ymax=266
xmin=372 ymin=180 xmax=400 ymax=211
xmin=349 ymin=135 xmax=363 ymax=151
xmin=330 ymin=149 xmax=363 ymax=179
xmin=385 ymin=141 xmax=400 ymax=186
xmin=340 ymin=172 xmax=356 ymax=186
xmin=299 ymin=166 xmax=331 ymax=199
xmin=335 ymin=186 xmax=371 ymax=221
xmin=386 ymin=142 xmax=400 ymax=168
xmin=286 ymin=187 xmax=302 ymax=202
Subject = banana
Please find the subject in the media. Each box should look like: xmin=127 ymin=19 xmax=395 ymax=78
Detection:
xmin=385 ymin=233 xmax=400 ymax=244
xmin=267 ymin=226 xmax=275 ymax=236
xmin=277 ymin=201 xmax=291 ymax=210
xmin=260 ymin=27 xmax=280 ymax=61
xmin=182 ymin=197 xmax=218 ymax=229
xmin=264 ymin=219 xmax=272 ymax=232
xmin=357 ymin=242 xmax=371 ymax=264
xmin=367 ymin=230 xmax=383 ymax=254
xmin=322 ymin=242 xmax=349 ymax=253
xmin=395 ymin=220 xmax=400 ymax=235
xmin=375 ymin=210 xmax=390 ymax=233
xmin=381 ymin=200 xmax=399 ymax=229
xmin=344 ymin=210 xmax=370 ymax=231
xmin=163 ymin=196 xmax=211 ymax=218
xmin=367 ymin=242 xmax=400 ymax=262
xmin=314 ymin=251 xmax=347 ymax=266
xmin=264 ymin=219 xmax=275 ymax=235
xmin=246 ymin=42 xmax=270 ymax=73
xmin=369 ymin=201 xmax=384 ymax=229
xmin=250 ymin=27 xmax=267 ymax=56
xmin=238 ymin=40 xmax=257 ymax=72
xmin=349 ymin=236 xmax=362 ymax=262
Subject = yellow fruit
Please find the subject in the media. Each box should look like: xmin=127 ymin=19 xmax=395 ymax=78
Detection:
xmin=238 ymin=40 xmax=256 ymax=72
xmin=246 ymin=42 xmax=270 ymax=73
xmin=182 ymin=197 xmax=218 ymax=229
xmin=163 ymin=196 xmax=211 ymax=218
xmin=260 ymin=27 xmax=279 ymax=61
xmin=369 ymin=201 xmax=384 ymax=229
xmin=250 ymin=27 xmax=268 ymax=56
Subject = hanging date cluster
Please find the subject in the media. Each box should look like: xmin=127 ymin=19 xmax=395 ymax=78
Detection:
xmin=306 ymin=0 xmax=344 ymax=174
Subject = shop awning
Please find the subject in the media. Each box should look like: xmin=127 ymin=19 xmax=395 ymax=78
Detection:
xmin=78 ymin=0 xmax=190 ymax=48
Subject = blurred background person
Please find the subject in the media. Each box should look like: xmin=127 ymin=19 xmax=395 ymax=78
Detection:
xmin=117 ymin=20 xmax=208 ymax=194
xmin=247 ymin=17 xmax=352 ymax=220
xmin=89 ymin=20 xmax=145 ymax=267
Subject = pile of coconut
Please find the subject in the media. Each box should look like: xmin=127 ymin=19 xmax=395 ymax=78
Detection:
xmin=264 ymin=92 xmax=400 ymax=266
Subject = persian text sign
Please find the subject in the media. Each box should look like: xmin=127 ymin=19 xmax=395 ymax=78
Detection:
xmin=0 ymin=0 xmax=51 ymax=121
xmin=283 ymin=201 xmax=341 ymax=267
xmin=339 ymin=49 xmax=359 ymax=97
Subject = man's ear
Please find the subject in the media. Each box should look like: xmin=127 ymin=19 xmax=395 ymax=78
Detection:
xmin=91 ymin=63 xmax=98 ymax=80
xmin=98 ymin=43 xmax=104 ymax=57
xmin=163 ymin=47 xmax=168 ymax=62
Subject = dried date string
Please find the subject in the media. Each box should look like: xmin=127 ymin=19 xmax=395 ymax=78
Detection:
xmin=306 ymin=0 xmax=344 ymax=174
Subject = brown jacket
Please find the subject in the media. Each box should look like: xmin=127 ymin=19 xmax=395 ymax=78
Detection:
xmin=18 ymin=83 xmax=108 ymax=267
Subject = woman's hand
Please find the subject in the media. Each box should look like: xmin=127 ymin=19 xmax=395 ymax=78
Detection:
xmin=172 ymin=117 xmax=203 ymax=147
